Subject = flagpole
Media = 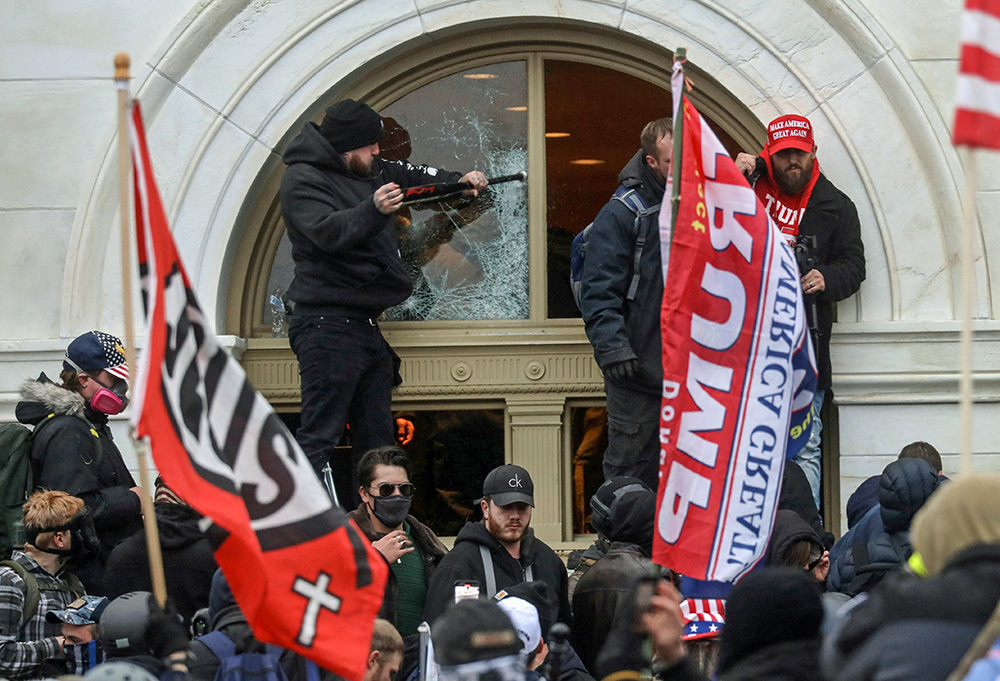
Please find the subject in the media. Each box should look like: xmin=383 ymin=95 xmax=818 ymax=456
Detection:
xmin=958 ymin=148 xmax=976 ymax=476
xmin=115 ymin=53 xmax=168 ymax=608
xmin=670 ymin=47 xmax=686 ymax=236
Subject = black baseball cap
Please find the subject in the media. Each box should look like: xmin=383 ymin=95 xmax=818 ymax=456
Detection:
xmin=483 ymin=464 xmax=534 ymax=507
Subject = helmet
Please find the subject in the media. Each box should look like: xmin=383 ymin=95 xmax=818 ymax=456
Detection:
xmin=83 ymin=661 xmax=158 ymax=681
xmin=97 ymin=591 xmax=153 ymax=656
xmin=589 ymin=477 xmax=650 ymax=539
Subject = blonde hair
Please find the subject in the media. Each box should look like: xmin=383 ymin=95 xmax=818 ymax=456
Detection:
xmin=370 ymin=618 xmax=403 ymax=658
xmin=23 ymin=490 xmax=84 ymax=531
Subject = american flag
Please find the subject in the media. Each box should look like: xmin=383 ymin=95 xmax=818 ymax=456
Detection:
xmin=680 ymin=598 xmax=725 ymax=641
xmin=954 ymin=0 xmax=1000 ymax=149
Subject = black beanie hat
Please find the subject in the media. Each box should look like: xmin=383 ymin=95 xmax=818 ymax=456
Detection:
xmin=431 ymin=599 xmax=522 ymax=666
xmin=715 ymin=568 xmax=823 ymax=674
xmin=318 ymin=99 xmax=383 ymax=152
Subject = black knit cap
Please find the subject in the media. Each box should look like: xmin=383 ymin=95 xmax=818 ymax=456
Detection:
xmin=715 ymin=568 xmax=823 ymax=674
xmin=432 ymin=599 xmax=522 ymax=666
xmin=318 ymin=99 xmax=384 ymax=152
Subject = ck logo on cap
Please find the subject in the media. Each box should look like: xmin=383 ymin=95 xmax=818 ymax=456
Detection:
xmin=509 ymin=474 xmax=523 ymax=488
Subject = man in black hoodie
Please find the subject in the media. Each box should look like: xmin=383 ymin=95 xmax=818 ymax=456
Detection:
xmin=423 ymin=465 xmax=570 ymax=626
xmin=279 ymin=100 xmax=487 ymax=487
xmin=579 ymin=118 xmax=670 ymax=490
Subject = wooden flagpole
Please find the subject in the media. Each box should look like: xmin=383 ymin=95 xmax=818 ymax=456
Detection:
xmin=958 ymin=149 xmax=976 ymax=476
xmin=115 ymin=53 xmax=168 ymax=607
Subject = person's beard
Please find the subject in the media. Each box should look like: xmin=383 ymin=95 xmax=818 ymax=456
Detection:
xmin=485 ymin=510 xmax=527 ymax=545
xmin=774 ymin=155 xmax=813 ymax=196
xmin=347 ymin=154 xmax=374 ymax=177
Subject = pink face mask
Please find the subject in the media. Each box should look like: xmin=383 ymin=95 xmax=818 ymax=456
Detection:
xmin=88 ymin=375 xmax=129 ymax=415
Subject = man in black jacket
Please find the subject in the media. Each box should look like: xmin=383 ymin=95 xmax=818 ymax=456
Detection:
xmin=102 ymin=477 xmax=217 ymax=627
xmin=736 ymin=114 xmax=866 ymax=508
xmin=279 ymin=99 xmax=487 ymax=489
xmin=423 ymin=465 xmax=570 ymax=626
xmin=579 ymin=118 xmax=671 ymax=490
xmin=15 ymin=331 xmax=142 ymax=590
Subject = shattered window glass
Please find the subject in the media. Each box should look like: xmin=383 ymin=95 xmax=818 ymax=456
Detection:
xmin=381 ymin=61 xmax=529 ymax=321
xmin=264 ymin=61 xmax=529 ymax=326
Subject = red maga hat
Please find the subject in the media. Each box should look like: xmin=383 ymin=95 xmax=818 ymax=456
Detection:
xmin=766 ymin=114 xmax=814 ymax=154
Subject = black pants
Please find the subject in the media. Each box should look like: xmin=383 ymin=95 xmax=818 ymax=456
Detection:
xmin=289 ymin=315 xmax=395 ymax=499
xmin=603 ymin=378 xmax=661 ymax=489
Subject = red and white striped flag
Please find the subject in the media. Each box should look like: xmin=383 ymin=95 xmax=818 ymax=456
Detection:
xmin=954 ymin=0 xmax=1000 ymax=149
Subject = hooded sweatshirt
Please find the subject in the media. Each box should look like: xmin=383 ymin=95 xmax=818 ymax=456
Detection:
xmin=422 ymin=521 xmax=570 ymax=627
xmin=102 ymin=502 xmax=218 ymax=626
xmin=279 ymin=121 xmax=463 ymax=315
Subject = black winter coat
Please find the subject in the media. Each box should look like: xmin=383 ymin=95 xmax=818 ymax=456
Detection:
xmin=102 ymin=502 xmax=218 ymax=625
xmin=15 ymin=376 xmax=142 ymax=561
xmin=571 ymin=543 xmax=654 ymax=673
xmin=794 ymin=172 xmax=866 ymax=389
xmin=824 ymin=544 xmax=1000 ymax=681
xmin=279 ymin=122 xmax=462 ymax=315
xmin=827 ymin=458 xmax=940 ymax=595
xmin=580 ymin=151 xmax=665 ymax=393
xmin=422 ymin=521 xmax=570 ymax=626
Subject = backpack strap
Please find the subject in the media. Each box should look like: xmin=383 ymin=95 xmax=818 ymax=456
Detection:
xmin=479 ymin=545 xmax=497 ymax=599
xmin=197 ymin=631 xmax=237 ymax=661
xmin=525 ymin=565 xmax=534 ymax=582
xmin=611 ymin=187 xmax=661 ymax=302
xmin=0 ymin=559 xmax=41 ymax=625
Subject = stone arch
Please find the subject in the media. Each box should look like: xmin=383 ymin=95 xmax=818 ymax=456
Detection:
xmin=63 ymin=0 xmax=980 ymax=337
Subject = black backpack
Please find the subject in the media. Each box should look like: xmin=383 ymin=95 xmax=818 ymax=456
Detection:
xmin=0 ymin=414 xmax=101 ymax=557
xmin=569 ymin=184 xmax=660 ymax=311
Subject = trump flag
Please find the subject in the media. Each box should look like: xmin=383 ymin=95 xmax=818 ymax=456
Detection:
xmin=128 ymin=101 xmax=387 ymax=681
xmin=653 ymin=60 xmax=817 ymax=585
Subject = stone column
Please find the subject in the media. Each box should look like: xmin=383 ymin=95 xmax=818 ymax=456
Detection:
xmin=506 ymin=395 xmax=566 ymax=544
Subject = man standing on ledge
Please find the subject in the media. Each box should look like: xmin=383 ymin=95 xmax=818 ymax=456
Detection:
xmin=736 ymin=114 xmax=865 ymax=509
xmin=280 ymin=100 xmax=487 ymax=492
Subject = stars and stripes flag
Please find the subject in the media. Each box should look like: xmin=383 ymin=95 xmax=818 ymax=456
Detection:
xmin=954 ymin=0 xmax=1000 ymax=149
xmin=653 ymin=58 xmax=817 ymax=587
xmin=127 ymin=101 xmax=387 ymax=681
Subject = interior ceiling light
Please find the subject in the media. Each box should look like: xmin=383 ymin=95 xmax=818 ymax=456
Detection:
xmin=570 ymin=159 xmax=605 ymax=165
xmin=506 ymin=106 xmax=528 ymax=111
xmin=545 ymin=132 xmax=571 ymax=138
xmin=464 ymin=73 xmax=497 ymax=79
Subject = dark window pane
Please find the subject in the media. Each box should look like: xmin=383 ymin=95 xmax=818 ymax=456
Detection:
xmin=544 ymin=61 xmax=672 ymax=319
xmin=570 ymin=405 xmax=608 ymax=534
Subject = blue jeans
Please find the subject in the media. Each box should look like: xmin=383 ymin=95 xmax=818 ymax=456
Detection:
xmin=793 ymin=388 xmax=825 ymax=510
xmin=289 ymin=315 xmax=396 ymax=490
xmin=602 ymin=379 xmax=661 ymax=490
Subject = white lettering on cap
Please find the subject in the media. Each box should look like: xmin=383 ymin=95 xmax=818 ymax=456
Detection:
xmin=509 ymin=474 xmax=523 ymax=488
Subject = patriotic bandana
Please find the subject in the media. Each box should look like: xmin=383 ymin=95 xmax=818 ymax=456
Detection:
xmin=753 ymin=115 xmax=820 ymax=245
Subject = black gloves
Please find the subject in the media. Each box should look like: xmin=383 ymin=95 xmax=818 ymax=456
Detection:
xmin=145 ymin=596 xmax=190 ymax=659
xmin=605 ymin=358 xmax=638 ymax=382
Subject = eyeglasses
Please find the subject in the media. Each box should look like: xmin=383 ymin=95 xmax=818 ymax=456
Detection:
xmin=805 ymin=555 xmax=824 ymax=572
xmin=370 ymin=482 xmax=416 ymax=498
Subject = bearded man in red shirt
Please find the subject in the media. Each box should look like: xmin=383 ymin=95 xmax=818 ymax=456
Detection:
xmin=736 ymin=114 xmax=866 ymax=510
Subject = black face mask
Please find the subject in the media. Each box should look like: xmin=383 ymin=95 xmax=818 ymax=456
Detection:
xmin=369 ymin=495 xmax=411 ymax=528
xmin=27 ymin=509 xmax=101 ymax=566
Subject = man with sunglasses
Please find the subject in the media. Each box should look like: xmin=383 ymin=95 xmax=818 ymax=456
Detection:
xmin=15 ymin=331 xmax=143 ymax=591
xmin=348 ymin=446 xmax=447 ymax=638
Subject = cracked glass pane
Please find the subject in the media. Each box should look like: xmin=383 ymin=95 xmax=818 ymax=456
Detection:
xmin=381 ymin=61 xmax=529 ymax=321
xmin=265 ymin=61 xmax=529 ymax=326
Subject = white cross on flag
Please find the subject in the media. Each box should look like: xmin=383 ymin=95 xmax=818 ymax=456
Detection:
xmin=128 ymin=101 xmax=387 ymax=681
xmin=954 ymin=0 xmax=1000 ymax=149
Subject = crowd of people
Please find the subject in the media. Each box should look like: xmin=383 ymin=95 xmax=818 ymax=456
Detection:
xmin=4 ymin=100 xmax=993 ymax=681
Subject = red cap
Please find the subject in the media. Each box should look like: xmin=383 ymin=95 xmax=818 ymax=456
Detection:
xmin=766 ymin=114 xmax=814 ymax=154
